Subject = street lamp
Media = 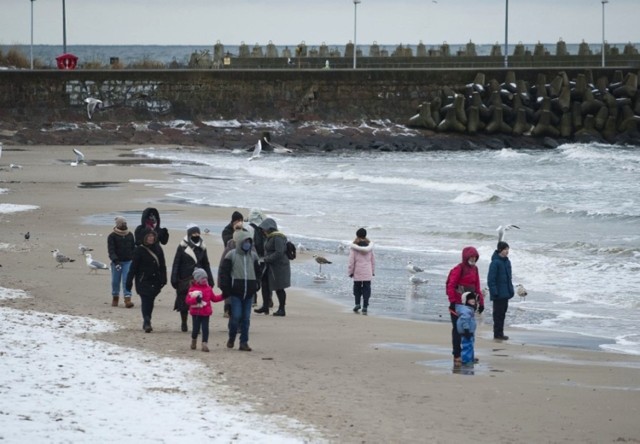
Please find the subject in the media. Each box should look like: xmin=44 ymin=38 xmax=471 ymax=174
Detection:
xmin=601 ymin=0 xmax=609 ymax=67
xmin=30 ymin=0 xmax=36 ymax=70
xmin=62 ymin=0 xmax=67 ymax=53
xmin=504 ymin=0 xmax=509 ymax=68
xmin=353 ymin=0 xmax=361 ymax=69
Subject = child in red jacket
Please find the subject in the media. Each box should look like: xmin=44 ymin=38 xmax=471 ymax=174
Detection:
xmin=185 ymin=268 xmax=223 ymax=352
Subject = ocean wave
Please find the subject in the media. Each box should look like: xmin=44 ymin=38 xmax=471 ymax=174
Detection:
xmin=535 ymin=205 xmax=640 ymax=221
xmin=558 ymin=143 xmax=640 ymax=164
xmin=494 ymin=148 xmax=530 ymax=159
xmin=452 ymin=192 xmax=500 ymax=204
xmin=426 ymin=230 xmax=496 ymax=241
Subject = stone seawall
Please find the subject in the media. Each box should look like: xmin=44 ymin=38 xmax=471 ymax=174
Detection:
xmin=0 ymin=68 xmax=638 ymax=149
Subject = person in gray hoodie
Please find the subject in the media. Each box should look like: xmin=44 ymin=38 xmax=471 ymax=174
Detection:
xmin=218 ymin=230 xmax=261 ymax=351
xmin=258 ymin=218 xmax=291 ymax=317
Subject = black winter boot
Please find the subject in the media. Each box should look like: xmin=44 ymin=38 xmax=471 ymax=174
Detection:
xmin=180 ymin=311 xmax=188 ymax=332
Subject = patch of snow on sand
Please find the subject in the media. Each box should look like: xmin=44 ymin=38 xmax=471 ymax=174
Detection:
xmin=0 ymin=203 xmax=39 ymax=214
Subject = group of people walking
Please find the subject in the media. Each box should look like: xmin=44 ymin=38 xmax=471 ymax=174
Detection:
xmin=108 ymin=207 xmax=293 ymax=352
xmin=109 ymin=206 xmax=514 ymax=364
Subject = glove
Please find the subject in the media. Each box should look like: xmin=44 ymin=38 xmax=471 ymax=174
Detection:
xmin=449 ymin=302 xmax=457 ymax=316
xmin=478 ymin=305 xmax=485 ymax=314
xmin=463 ymin=329 xmax=473 ymax=339
xmin=349 ymin=274 xmax=354 ymax=278
xmin=115 ymin=264 xmax=122 ymax=272
xmin=196 ymin=295 xmax=202 ymax=304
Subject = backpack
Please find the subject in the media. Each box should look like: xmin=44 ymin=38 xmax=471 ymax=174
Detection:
xmin=285 ymin=241 xmax=297 ymax=260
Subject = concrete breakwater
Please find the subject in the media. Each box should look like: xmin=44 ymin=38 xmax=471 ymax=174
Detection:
xmin=0 ymin=68 xmax=638 ymax=148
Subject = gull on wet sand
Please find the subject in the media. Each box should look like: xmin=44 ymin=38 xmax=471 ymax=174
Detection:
xmin=52 ymin=249 xmax=75 ymax=268
xmin=313 ymin=254 xmax=332 ymax=274
xmin=71 ymin=148 xmax=85 ymax=166
xmin=497 ymin=224 xmax=520 ymax=242
xmin=409 ymin=275 xmax=429 ymax=285
xmin=85 ymin=253 xmax=109 ymax=274
xmin=84 ymin=98 xmax=102 ymax=120
xmin=78 ymin=243 xmax=93 ymax=255
xmin=406 ymin=261 xmax=425 ymax=274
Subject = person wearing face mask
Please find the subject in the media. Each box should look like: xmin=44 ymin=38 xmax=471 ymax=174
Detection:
xmin=487 ymin=241 xmax=514 ymax=341
xmin=171 ymin=225 xmax=215 ymax=333
xmin=446 ymin=246 xmax=485 ymax=368
xmin=107 ymin=216 xmax=136 ymax=308
xmin=221 ymin=211 xmax=245 ymax=247
xmin=218 ymin=230 xmax=261 ymax=351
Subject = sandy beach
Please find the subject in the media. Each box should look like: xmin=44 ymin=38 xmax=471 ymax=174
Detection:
xmin=1 ymin=144 xmax=640 ymax=444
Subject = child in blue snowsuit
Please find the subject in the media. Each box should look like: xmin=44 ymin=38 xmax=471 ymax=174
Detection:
xmin=456 ymin=291 xmax=478 ymax=365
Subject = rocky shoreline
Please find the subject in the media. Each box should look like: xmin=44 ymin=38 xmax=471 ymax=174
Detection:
xmin=2 ymin=117 xmax=639 ymax=153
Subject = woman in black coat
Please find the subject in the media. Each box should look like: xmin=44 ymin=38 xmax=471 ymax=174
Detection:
xmin=134 ymin=207 xmax=169 ymax=246
xmin=171 ymin=226 xmax=214 ymax=332
xmin=126 ymin=229 xmax=167 ymax=333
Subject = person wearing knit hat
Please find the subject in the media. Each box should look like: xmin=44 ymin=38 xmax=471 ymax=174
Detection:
xmin=245 ymin=208 xmax=271 ymax=314
xmin=185 ymin=267 xmax=223 ymax=352
xmin=221 ymin=211 xmax=246 ymax=247
xmin=171 ymin=224 xmax=215 ymax=333
xmin=348 ymin=228 xmax=375 ymax=315
xmin=107 ymin=215 xmax=135 ymax=308
xmin=487 ymin=241 xmax=514 ymax=341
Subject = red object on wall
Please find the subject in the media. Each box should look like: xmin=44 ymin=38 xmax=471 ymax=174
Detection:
xmin=55 ymin=53 xmax=78 ymax=70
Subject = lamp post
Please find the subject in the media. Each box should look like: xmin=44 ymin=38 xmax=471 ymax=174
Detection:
xmin=30 ymin=0 xmax=36 ymax=69
xmin=62 ymin=0 xmax=67 ymax=53
xmin=353 ymin=0 xmax=361 ymax=69
xmin=504 ymin=0 xmax=509 ymax=68
xmin=601 ymin=0 xmax=608 ymax=67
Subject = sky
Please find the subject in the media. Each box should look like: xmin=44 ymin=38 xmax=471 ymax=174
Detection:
xmin=0 ymin=0 xmax=637 ymax=47
xmin=0 ymin=284 xmax=322 ymax=443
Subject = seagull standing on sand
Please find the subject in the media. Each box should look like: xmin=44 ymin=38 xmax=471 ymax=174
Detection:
xmin=409 ymin=275 xmax=429 ymax=285
xmin=313 ymin=254 xmax=332 ymax=274
xmin=71 ymin=148 xmax=85 ymax=166
xmin=52 ymin=249 xmax=75 ymax=268
xmin=516 ymin=284 xmax=528 ymax=301
xmin=85 ymin=253 xmax=109 ymax=274
xmin=497 ymin=224 xmax=520 ymax=242
xmin=406 ymin=261 xmax=425 ymax=274
xmin=248 ymin=139 xmax=262 ymax=161
xmin=84 ymin=98 xmax=102 ymax=120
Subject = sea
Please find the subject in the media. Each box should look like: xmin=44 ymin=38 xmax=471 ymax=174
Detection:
xmin=108 ymin=134 xmax=640 ymax=356
xmin=3 ymin=42 xmax=637 ymax=67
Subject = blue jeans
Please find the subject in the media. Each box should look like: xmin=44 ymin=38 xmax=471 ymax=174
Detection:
xmin=111 ymin=261 xmax=132 ymax=297
xmin=192 ymin=315 xmax=210 ymax=343
xmin=228 ymin=295 xmax=253 ymax=344
xmin=461 ymin=334 xmax=475 ymax=364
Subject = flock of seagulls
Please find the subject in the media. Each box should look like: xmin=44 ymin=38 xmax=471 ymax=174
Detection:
xmin=52 ymin=246 xmax=110 ymax=274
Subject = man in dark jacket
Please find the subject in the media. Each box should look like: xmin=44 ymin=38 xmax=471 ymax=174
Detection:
xmin=134 ymin=207 xmax=169 ymax=246
xmin=487 ymin=241 xmax=515 ymax=340
xmin=219 ymin=230 xmax=261 ymax=351
xmin=221 ymin=211 xmax=244 ymax=247
xmin=126 ymin=229 xmax=167 ymax=333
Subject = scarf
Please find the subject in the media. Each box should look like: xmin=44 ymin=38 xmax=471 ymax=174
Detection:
xmin=113 ymin=226 xmax=130 ymax=236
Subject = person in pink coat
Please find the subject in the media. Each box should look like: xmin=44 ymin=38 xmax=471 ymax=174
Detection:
xmin=185 ymin=268 xmax=223 ymax=352
xmin=348 ymin=228 xmax=375 ymax=315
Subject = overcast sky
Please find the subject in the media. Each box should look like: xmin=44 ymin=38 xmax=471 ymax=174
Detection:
xmin=1 ymin=0 xmax=637 ymax=47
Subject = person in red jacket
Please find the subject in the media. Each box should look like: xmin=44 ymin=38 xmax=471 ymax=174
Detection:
xmin=446 ymin=246 xmax=485 ymax=367
xmin=185 ymin=268 xmax=223 ymax=352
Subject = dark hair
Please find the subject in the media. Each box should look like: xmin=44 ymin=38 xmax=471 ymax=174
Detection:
xmin=497 ymin=241 xmax=510 ymax=252
xmin=356 ymin=228 xmax=367 ymax=238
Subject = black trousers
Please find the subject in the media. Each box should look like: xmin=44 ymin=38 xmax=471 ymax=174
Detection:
xmin=493 ymin=298 xmax=509 ymax=337
xmin=450 ymin=312 xmax=461 ymax=358
xmin=140 ymin=293 xmax=157 ymax=327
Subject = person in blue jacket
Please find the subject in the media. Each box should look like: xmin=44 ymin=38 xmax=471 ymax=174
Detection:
xmin=456 ymin=291 xmax=478 ymax=365
xmin=487 ymin=241 xmax=514 ymax=340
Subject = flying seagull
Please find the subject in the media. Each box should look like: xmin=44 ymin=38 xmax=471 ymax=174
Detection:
xmin=84 ymin=97 xmax=102 ymax=120
xmin=52 ymin=249 xmax=75 ymax=268
xmin=313 ymin=254 xmax=332 ymax=274
xmin=497 ymin=224 xmax=520 ymax=242
xmin=262 ymin=137 xmax=293 ymax=154
xmin=9 ymin=163 xmax=23 ymax=169
xmin=78 ymin=243 xmax=93 ymax=255
xmin=85 ymin=253 xmax=109 ymax=274
xmin=248 ymin=139 xmax=262 ymax=161
xmin=406 ymin=261 xmax=425 ymax=274
xmin=71 ymin=148 xmax=85 ymax=166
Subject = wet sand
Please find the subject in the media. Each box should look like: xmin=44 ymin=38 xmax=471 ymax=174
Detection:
xmin=1 ymin=144 xmax=640 ymax=443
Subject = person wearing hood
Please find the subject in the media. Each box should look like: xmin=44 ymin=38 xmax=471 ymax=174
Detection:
xmin=348 ymin=228 xmax=375 ymax=315
xmin=258 ymin=218 xmax=291 ymax=317
xmin=487 ymin=241 xmax=514 ymax=341
xmin=126 ymin=228 xmax=167 ymax=333
xmin=446 ymin=246 xmax=484 ymax=368
xmin=107 ymin=216 xmax=135 ymax=308
xmin=134 ymin=207 xmax=169 ymax=246
xmin=221 ymin=211 xmax=245 ymax=247
xmin=246 ymin=208 xmax=272 ymax=314
xmin=456 ymin=291 xmax=478 ymax=366
xmin=218 ymin=230 xmax=261 ymax=351
xmin=171 ymin=225 xmax=215 ymax=332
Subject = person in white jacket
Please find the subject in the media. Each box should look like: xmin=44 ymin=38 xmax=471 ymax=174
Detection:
xmin=347 ymin=228 xmax=375 ymax=315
